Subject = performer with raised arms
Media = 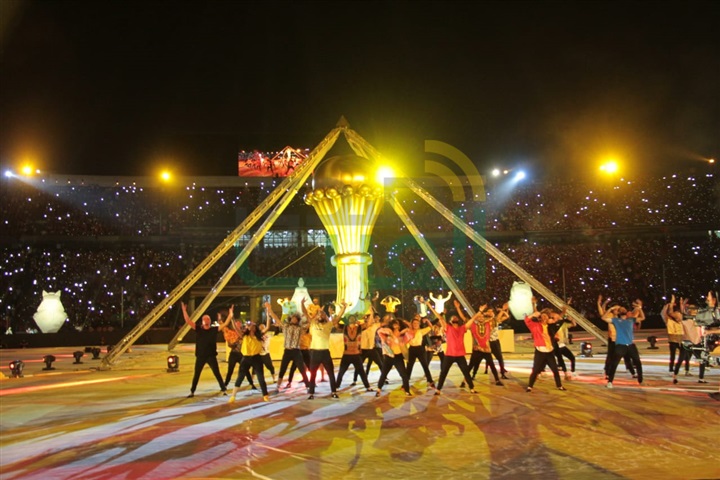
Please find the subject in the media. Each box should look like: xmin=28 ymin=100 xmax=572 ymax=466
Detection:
xmin=427 ymin=299 xmax=477 ymax=395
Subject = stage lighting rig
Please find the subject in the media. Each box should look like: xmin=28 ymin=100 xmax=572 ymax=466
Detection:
xmin=167 ymin=355 xmax=179 ymax=373
xmin=73 ymin=351 xmax=84 ymax=364
xmin=9 ymin=360 xmax=24 ymax=378
xmin=43 ymin=355 xmax=56 ymax=370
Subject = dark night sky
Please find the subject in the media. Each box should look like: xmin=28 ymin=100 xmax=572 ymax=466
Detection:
xmin=0 ymin=0 xmax=718 ymax=178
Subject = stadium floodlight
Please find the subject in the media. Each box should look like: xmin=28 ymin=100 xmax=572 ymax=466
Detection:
xmin=599 ymin=160 xmax=619 ymax=174
xmin=376 ymin=166 xmax=395 ymax=184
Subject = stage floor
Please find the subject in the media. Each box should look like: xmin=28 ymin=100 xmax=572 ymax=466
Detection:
xmin=1 ymin=330 xmax=719 ymax=480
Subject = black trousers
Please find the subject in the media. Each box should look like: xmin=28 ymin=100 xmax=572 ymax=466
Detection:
xmin=260 ymin=353 xmax=275 ymax=375
xmin=555 ymin=345 xmax=576 ymax=373
xmin=234 ymin=354 xmax=268 ymax=395
xmin=354 ymin=348 xmax=383 ymax=382
xmin=605 ymin=339 xmax=636 ymax=376
xmin=406 ymin=345 xmax=434 ymax=383
xmin=527 ymin=350 xmax=562 ymax=388
xmin=472 ymin=344 xmax=504 ymax=376
xmin=190 ymin=353 xmax=225 ymax=394
xmin=225 ymin=350 xmax=254 ymax=387
xmin=377 ymin=354 xmax=410 ymax=392
xmin=336 ymin=353 xmax=371 ymax=389
xmin=469 ymin=350 xmax=499 ymax=381
xmin=608 ymin=344 xmax=643 ymax=383
xmin=673 ymin=345 xmax=706 ymax=379
xmin=436 ymin=355 xmax=474 ymax=390
xmin=489 ymin=339 xmax=506 ymax=374
xmin=668 ymin=342 xmax=689 ymax=372
xmin=278 ymin=348 xmax=309 ymax=385
xmin=308 ymin=349 xmax=337 ymax=394
xmin=288 ymin=349 xmax=312 ymax=383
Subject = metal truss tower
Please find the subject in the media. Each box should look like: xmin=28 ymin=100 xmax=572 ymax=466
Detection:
xmin=101 ymin=120 xmax=604 ymax=368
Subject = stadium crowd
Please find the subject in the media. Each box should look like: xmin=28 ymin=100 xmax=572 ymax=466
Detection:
xmin=1 ymin=171 xmax=718 ymax=334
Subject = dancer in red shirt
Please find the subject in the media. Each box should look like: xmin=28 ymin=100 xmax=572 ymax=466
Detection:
xmin=456 ymin=301 xmax=504 ymax=387
xmin=427 ymin=300 xmax=477 ymax=395
xmin=525 ymin=298 xmax=567 ymax=393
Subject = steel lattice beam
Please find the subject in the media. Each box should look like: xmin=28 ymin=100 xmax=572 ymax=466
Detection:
xmin=343 ymin=126 xmax=605 ymax=343
xmin=387 ymin=194 xmax=476 ymax=317
xmin=167 ymin=133 xmax=338 ymax=349
xmin=100 ymin=128 xmax=342 ymax=367
xmin=401 ymin=177 xmax=607 ymax=344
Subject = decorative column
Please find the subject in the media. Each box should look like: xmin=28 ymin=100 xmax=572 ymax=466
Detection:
xmin=304 ymin=155 xmax=384 ymax=317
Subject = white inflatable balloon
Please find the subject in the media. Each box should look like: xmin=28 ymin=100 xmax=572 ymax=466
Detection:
xmin=33 ymin=290 xmax=69 ymax=333
xmin=508 ymin=281 xmax=534 ymax=320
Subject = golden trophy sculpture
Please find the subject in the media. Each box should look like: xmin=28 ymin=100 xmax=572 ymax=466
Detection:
xmin=304 ymin=155 xmax=384 ymax=317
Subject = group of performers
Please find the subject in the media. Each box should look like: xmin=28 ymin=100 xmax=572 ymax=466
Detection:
xmin=181 ymin=289 xmax=720 ymax=402
xmin=661 ymin=291 xmax=719 ymax=386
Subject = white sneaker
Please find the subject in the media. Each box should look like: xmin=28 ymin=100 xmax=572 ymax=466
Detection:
xmin=606 ymin=382 xmax=613 ymax=389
